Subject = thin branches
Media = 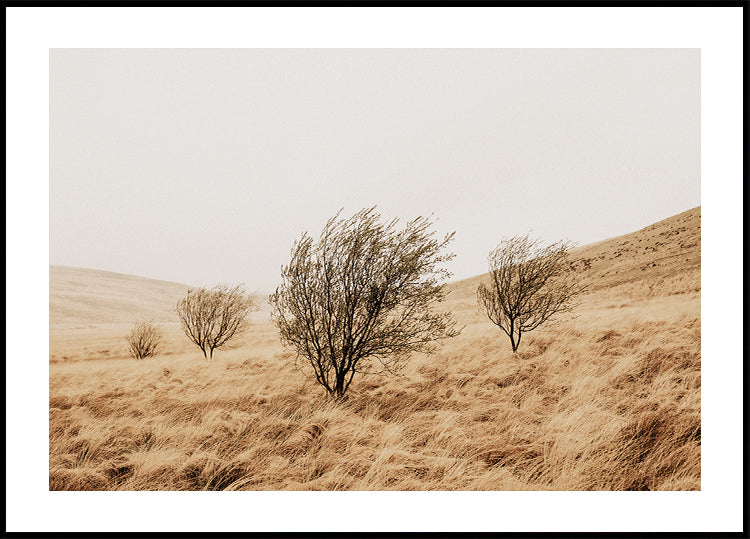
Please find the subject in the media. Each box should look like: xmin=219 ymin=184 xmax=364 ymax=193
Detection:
xmin=270 ymin=207 xmax=461 ymax=399
xmin=125 ymin=320 xmax=163 ymax=360
xmin=477 ymin=234 xmax=586 ymax=352
xmin=175 ymin=285 xmax=257 ymax=361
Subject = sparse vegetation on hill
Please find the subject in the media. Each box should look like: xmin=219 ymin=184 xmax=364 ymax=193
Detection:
xmin=49 ymin=207 xmax=701 ymax=491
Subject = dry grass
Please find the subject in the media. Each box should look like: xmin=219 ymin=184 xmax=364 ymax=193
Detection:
xmin=49 ymin=208 xmax=700 ymax=491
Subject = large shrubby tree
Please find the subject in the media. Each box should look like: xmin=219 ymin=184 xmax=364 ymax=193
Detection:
xmin=270 ymin=207 xmax=460 ymax=399
xmin=176 ymin=284 xmax=256 ymax=361
xmin=477 ymin=234 xmax=586 ymax=353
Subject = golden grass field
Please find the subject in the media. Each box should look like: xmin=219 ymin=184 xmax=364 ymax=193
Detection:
xmin=49 ymin=207 xmax=700 ymax=491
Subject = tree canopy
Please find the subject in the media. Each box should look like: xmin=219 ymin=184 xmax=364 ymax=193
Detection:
xmin=271 ymin=207 xmax=460 ymax=398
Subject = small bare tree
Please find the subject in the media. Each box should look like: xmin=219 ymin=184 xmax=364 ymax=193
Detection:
xmin=126 ymin=320 xmax=163 ymax=360
xmin=270 ymin=207 xmax=461 ymax=399
xmin=477 ymin=234 xmax=586 ymax=352
xmin=175 ymin=285 xmax=256 ymax=361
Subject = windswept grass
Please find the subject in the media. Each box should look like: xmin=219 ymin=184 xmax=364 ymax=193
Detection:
xmin=49 ymin=292 xmax=700 ymax=490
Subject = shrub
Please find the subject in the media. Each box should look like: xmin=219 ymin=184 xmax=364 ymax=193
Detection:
xmin=126 ymin=320 xmax=163 ymax=360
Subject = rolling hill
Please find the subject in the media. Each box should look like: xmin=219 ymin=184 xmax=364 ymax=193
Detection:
xmin=49 ymin=266 xmax=192 ymax=328
xmin=446 ymin=206 xmax=700 ymax=317
xmin=50 ymin=207 xmax=700 ymax=328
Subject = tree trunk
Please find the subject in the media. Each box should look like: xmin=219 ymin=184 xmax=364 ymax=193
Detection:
xmin=509 ymin=330 xmax=518 ymax=352
xmin=332 ymin=376 xmax=347 ymax=400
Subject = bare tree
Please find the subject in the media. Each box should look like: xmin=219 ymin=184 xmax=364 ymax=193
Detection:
xmin=270 ymin=207 xmax=461 ymax=399
xmin=175 ymin=285 xmax=256 ymax=361
xmin=126 ymin=320 xmax=163 ymax=360
xmin=477 ymin=234 xmax=586 ymax=352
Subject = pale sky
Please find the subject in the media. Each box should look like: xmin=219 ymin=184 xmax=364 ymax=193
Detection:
xmin=50 ymin=48 xmax=700 ymax=292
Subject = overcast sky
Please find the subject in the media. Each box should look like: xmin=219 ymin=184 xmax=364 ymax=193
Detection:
xmin=50 ymin=48 xmax=700 ymax=292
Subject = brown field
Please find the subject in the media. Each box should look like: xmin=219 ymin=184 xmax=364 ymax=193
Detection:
xmin=49 ymin=207 xmax=700 ymax=491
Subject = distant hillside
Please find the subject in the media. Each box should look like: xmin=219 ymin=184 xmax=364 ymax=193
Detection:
xmin=50 ymin=266 xmax=192 ymax=328
xmin=51 ymin=207 xmax=699 ymax=328
xmin=447 ymin=206 xmax=700 ymax=303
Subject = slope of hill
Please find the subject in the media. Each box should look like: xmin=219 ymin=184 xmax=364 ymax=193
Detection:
xmin=446 ymin=206 xmax=700 ymax=309
xmin=50 ymin=266 xmax=192 ymax=328
xmin=566 ymin=206 xmax=700 ymax=292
